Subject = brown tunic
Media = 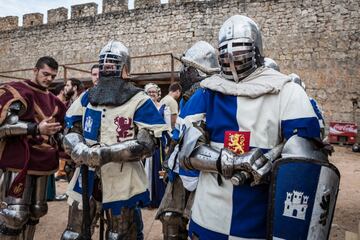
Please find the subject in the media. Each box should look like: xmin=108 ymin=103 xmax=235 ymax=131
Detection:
xmin=0 ymin=80 xmax=66 ymax=175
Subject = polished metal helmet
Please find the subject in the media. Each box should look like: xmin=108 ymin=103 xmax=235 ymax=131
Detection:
xmin=264 ymin=57 xmax=280 ymax=72
xmin=289 ymin=73 xmax=306 ymax=90
xmin=218 ymin=15 xmax=264 ymax=82
xmin=180 ymin=41 xmax=220 ymax=76
xmin=99 ymin=40 xmax=130 ymax=77
xmin=179 ymin=41 xmax=220 ymax=92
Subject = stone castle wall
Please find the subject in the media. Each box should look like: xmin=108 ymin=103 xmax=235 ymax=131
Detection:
xmin=0 ymin=0 xmax=359 ymax=126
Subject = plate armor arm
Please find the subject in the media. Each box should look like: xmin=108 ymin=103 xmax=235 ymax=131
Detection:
xmin=180 ymin=124 xmax=284 ymax=186
xmin=63 ymin=128 xmax=156 ymax=167
xmin=0 ymin=101 xmax=37 ymax=138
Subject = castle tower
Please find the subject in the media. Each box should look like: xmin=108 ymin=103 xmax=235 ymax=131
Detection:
xmin=47 ymin=7 xmax=68 ymax=24
xmin=134 ymin=0 xmax=160 ymax=9
xmin=23 ymin=13 xmax=43 ymax=28
xmin=71 ymin=3 xmax=98 ymax=19
xmin=292 ymin=191 xmax=303 ymax=204
xmin=0 ymin=16 xmax=18 ymax=31
xmin=103 ymin=0 xmax=128 ymax=13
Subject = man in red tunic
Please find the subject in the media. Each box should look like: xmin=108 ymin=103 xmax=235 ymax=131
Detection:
xmin=0 ymin=56 xmax=66 ymax=240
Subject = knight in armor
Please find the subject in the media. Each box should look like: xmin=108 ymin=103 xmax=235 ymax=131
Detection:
xmin=176 ymin=15 xmax=334 ymax=239
xmin=61 ymin=40 xmax=168 ymax=240
xmin=155 ymin=40 xmax=220 ymax=240
xmin=0 ymin=56 xmax=66 ymax=240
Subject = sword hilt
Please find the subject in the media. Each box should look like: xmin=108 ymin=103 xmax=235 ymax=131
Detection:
xmin=230 ymin=171 xmax=251 ymax=186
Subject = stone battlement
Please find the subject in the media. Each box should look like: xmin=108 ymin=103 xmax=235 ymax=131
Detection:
xmin=0 ymin=0 xmax=208 ymax=28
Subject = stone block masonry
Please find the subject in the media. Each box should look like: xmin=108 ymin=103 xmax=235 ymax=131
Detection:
xmin=0 ymin=0 xmax=359 ymax=128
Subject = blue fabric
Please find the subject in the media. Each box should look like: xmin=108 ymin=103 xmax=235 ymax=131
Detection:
xmin=281 ymin=117 xmax=320 ymax=140
xmin=189 ymin=219 xmax=228 ymax=240
xmin=134 ymin=99 xmax=166 ymax=125
xmin=102 ymin=190 xmax=150 ymax=216
xmin=46 ymin=174 xmax=56 ymax=201
xmin=230 ymin=184 xmax=268 ymax=238
xmin=73 ymin=168 xmax=95 ymax=197
xmin=180 ymin=89 xmax=239 ymax=143
xmin=310 ymin=98 xmax=323 ymax=120
xmin=83 ymin=108 xmax=102 ymax=141
xmin=80 ymin=91 xmax=90 ymax=107
xmin=134 ymin=207 xmax=144 ymax=240
xmin=179 ymin=167 xmax=200 ymax=177
xmin=171 ymin=128 xmax=180 ymax=141
xmin=179 ymin=89 xmax=207 ymax=119
xmin=205 ymin=91 xmax=239 ymax=143
xmin=272 ymin=162 xmax=321 ymax=239
xmin=149 ymin=145 xmax=166 ymax=208
xmin=179 ymin=98 xmax=185 ymax=110
xmin=65 ymin=115 xmax=82 ymax=128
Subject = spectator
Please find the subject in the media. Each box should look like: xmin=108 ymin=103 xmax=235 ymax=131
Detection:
xmin=144 ymin=83 xmax=169 ymax=208
xmin=160 ymin=82 xmax=182 ymax=129
xmin=91 ymin=64 xmax=100 ymax=86
xmin=64 ymin=78 xmax=84 ymax=105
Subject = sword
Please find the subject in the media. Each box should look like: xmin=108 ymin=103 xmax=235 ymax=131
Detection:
xmin=80 ymin=164 xmax=92 ymax=240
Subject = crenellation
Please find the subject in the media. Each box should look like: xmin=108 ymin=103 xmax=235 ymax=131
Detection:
xmin=103 ymin=0 xmax=128 ymax=13
xmin=0 ymin=16 xmax=18 ymax=31
xmin=23 ymin=13 xmax=43 ymax=28
xmin=47 ymin=7 xmax=68 ymax=24
xmin=134 ymin=0 xmax=160 ymax=9
xmin=71 ymin=3 xmax=98 ymax=19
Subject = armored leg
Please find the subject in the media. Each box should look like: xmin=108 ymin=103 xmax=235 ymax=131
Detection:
xmin=61 ymin=200 xmax=82 ymax=240
xmin=105 ymin=207 xmax=137 ymax=240
xmin=156 ymin=176 xmax=189 ymax=240
xmin=0 ymin=172 xmax=33 ymax=240
xmin=23 ymin=175 xmax=48 ymax=240
xmin=61 ymin=198 xmax=99 ymax=240
xmin=159 ymin=212 xmax=188 ymax=240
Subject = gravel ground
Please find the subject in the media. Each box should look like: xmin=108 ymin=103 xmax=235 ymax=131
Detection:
xmin=34 ymin=145 xmax=360 ymax=240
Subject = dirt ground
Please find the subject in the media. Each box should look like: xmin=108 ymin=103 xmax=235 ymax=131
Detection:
xmin=34 ymin=145 xmax=360 ymax=240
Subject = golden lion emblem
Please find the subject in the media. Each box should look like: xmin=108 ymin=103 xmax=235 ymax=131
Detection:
xmin=228 ymin=133 xmax=246 ymax=154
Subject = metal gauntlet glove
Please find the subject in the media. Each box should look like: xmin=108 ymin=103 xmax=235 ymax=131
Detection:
xmin=63 ymin=129 xmax=156 ymax=167
xmin=219 ymin=148 xmax=272 ymax=186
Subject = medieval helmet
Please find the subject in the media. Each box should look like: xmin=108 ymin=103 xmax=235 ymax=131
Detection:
xmin=289 ymin=73 xmax=306 ymax=90
xmin=264 ymin=57 xmax=280 ymax=72
xmin=218 ymin=15 xmax=264 ymax=82
xmin=179 ymin=41 xmax=220 ymax=92
xmin=99 ymin=40 xmax=131 ymax=77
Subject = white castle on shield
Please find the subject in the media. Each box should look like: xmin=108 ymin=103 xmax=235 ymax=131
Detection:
xmin=283 ymin=190 xmax=309 ymax=220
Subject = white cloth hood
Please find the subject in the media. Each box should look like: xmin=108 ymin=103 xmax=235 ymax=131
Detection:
xmin=200 ymin=67 xmax=291 ymax=98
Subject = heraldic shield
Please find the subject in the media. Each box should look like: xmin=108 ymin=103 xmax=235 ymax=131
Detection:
xmin=267 ymin=158 xmax=340 ymax=240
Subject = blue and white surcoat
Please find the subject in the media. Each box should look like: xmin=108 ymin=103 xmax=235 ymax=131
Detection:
xmin=65 ymin=90 xmax=168 ymax=215
xmin=178 ymin=67 xmax=321 ymax=239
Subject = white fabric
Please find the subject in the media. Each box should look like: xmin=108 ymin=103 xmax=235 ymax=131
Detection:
xmin=66 ymin=91 xmax=167 ymax=205
xmin=200 ymin=67 xmax=290 ymax=98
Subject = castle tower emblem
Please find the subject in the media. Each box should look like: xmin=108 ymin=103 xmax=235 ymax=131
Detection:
xmin=283 ymin=190 xmax=309 ymax=220
xmin=84 ymin=116 xmax=93 ymax=133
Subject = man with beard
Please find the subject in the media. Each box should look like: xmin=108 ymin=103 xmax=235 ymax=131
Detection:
xmin=90 ymin=64 xmax=100 ymax=86
xmin=64 ymin=78 xmax=84 ymax=105
xmin=160 ymin=83 xmax=182 ymax=129
xmin=61 ymin=40 xmax=168 ymax=240
xmin=0 ymin=56 xmax=66 ymax=239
